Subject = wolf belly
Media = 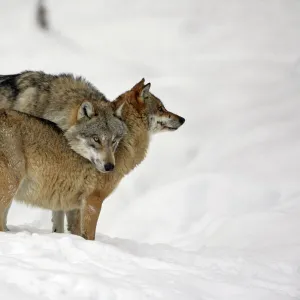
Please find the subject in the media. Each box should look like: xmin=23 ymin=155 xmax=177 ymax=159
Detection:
xmin=14 ymin=176 xmax=84 ymax=211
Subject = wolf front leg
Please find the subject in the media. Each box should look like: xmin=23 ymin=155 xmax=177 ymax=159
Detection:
xmin=66 ymin=209 xmax=81 ymax=236
xmin=81 ymin=191 xmax=107 ymax=240
xmin=0 ymin=201 xmax=12 ymax=232
xmin=52 ymin=211 xmax=65 ymax=233
xmin=0 ymin=165 xmax=19 ymax=232
xmin=3 ymin=203 xmax=11 ymax=231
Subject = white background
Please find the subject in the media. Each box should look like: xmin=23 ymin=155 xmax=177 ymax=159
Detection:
xmin=1 ymin=0 xmax=300 ymax=299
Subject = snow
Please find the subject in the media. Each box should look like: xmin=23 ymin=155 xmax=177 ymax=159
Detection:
xmin=1 ymin=0 xmax=300 ymax=299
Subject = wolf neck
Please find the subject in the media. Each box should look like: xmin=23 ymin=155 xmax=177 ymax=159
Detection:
xmin=43 ymin=106 xmax=77 ymax=131
xmin=110 ymin=105 xmax=150 ymax=179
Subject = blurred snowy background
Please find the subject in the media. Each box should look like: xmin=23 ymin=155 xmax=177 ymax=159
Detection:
xmin=1 ymin=0 xmax=300 ymax=299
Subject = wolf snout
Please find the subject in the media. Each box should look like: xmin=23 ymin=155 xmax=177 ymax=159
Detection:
xmin=178 ymin=116 xmax=185 ymax=125
xmin=104 ymin=162 xmax=114 ymax=172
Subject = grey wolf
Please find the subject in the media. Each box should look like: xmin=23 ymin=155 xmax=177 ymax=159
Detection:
xmin=0 ymin=71 xmax=125 ymax=173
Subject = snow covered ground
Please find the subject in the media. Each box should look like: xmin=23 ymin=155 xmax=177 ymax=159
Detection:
xmin=1 ymin=0 xmax=300 ymax=299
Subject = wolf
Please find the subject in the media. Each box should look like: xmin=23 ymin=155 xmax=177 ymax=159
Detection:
xmin=0 ymin=79 xmax=184 ymax=239
xmin=0 ymin=71 xmax=125 ymax=173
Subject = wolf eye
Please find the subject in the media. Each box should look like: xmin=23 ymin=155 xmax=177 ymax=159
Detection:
xmin=112 ymin=139 xmax=117 ymax=145
xmin=93 ymin=136 xmax=100 ymax=143
xmin=158 ymin=106 xmax=164 ymax=112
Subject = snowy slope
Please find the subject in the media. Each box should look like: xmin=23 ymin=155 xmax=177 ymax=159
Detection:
xmin=1 ymin=0 xmax=300 ymax=299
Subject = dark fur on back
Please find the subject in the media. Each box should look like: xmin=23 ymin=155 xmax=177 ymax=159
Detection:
xmin=0 ymin=74 xmax=20 ymax=100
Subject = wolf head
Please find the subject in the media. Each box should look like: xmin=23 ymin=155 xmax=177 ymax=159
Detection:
xmin=114 ymin=78 xmax=185 ymax=134
xmin=64 ymin=102 xmax=126 ymax=173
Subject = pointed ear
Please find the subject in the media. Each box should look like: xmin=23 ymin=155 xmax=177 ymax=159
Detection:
xmin=115 ymin=101 xmax=125 ymax=118
xmin=131 ymin=78 xmax=145 ymax=91
xmin=140 ymin=83 xmax=151 ymax=98
xmin=77 ymin=101 xmax=94 ymax=120
xmin=137 ymin=83 xmax=151 ymax=105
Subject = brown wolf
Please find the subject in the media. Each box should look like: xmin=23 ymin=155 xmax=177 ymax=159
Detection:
xmin=53 ymin=79 xmax=185 ymax=237
xmin=0 ymin=79 xmax=185 ymax=239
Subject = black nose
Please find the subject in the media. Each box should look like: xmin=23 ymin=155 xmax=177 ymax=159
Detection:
xmin=104 ymin=163 xmax=115 ymax=172
xmin=179 ymin=116 xmax=185 ymax=125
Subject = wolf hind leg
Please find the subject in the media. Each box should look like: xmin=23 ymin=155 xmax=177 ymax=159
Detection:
xmin=52 ymin=211 xmax=65 ymax=233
